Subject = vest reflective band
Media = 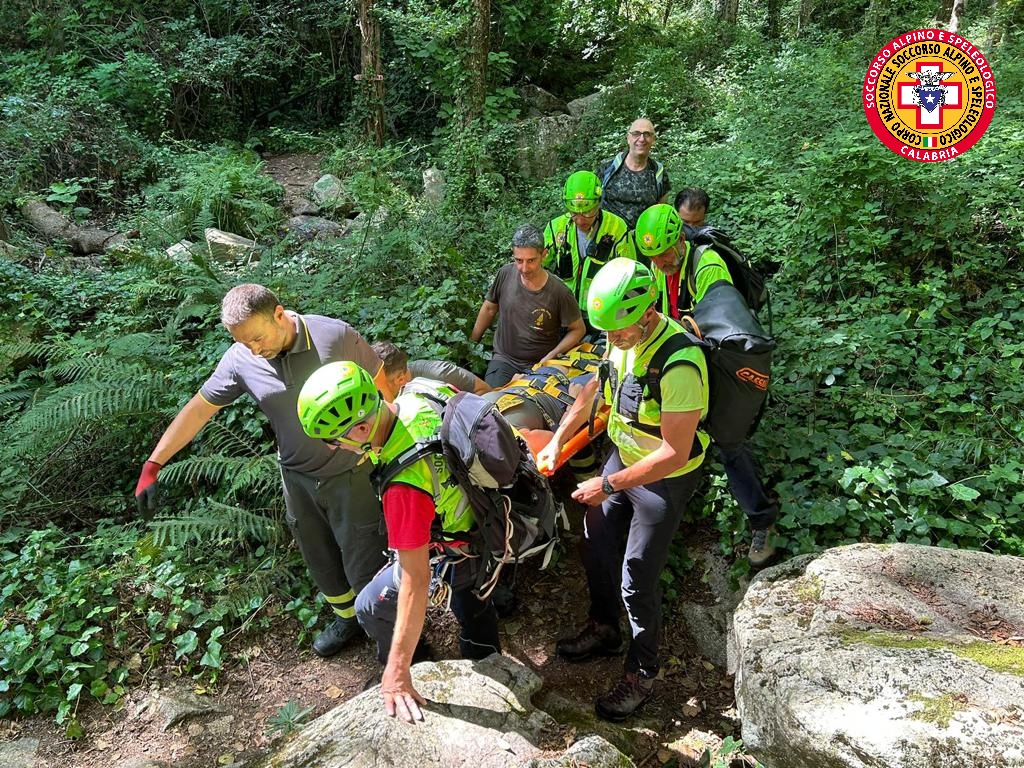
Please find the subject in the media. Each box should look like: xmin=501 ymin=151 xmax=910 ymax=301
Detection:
xmin=382 ymin=392 xmax=475 ymax=537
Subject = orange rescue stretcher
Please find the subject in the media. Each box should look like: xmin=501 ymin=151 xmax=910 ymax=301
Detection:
xmin=481 ymin=341 xmax=611 ymax=477
xmin=536 ymin=410 xmax=608 ymax=476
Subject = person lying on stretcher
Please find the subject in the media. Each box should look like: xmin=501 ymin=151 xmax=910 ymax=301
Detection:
xmin=383 ymin=340 xmax=609 ymax=475
xmin=480 ymin=345 xmax=610 ymax=476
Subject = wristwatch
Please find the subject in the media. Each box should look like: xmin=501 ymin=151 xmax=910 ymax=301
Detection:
xmin=601 ymin=475 xmax=615 ymax=496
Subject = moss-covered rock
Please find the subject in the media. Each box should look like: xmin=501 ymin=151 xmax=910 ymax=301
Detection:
xmin=731 ymin=543 xmax=1024 ymax=768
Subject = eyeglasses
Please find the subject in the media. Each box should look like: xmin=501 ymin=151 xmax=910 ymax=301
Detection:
xmin=628 ymin=130 xmax=655 ymax=140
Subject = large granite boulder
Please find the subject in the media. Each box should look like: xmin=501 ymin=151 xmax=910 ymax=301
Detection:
xmin=678 ymin=542 xmax=748 ymax=668
xmin=516 ymin=85 xmax=569 ymax=117
xmin=732 ymin=543 xmax=1024 ymax=768
xmin=311 ymin=174 xmax=355 ymax=217
xmin=513 ymin=114 xmax=579 ymax=182
xmin=204 ymin=228 xmax=259 ymax=264
xmin=253 ymin=655 xmax=632 ymax=768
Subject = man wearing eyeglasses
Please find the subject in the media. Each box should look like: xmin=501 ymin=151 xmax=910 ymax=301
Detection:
xmin=596 ymin=118 xmax=671 ymax=229
xmin=132 ymin=283 xmax=389 ymax=659
xmin=470 ymin=224 xmax=586 ymax=387
xmin=543 ymin=171 xmax=632 ymax=335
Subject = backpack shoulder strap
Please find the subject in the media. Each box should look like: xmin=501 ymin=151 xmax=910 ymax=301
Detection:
xmin=685 ymin=240 xmax=708 ymax=304
xmin=651 ymin=158 xmax=668 ymax=197
xmin=371 ymin=437 xmax=443 ymax=495
xmin=371 ymin=391 xmax=449 ymax=493
xmin=645 ymin=331 xmax=703 ymax=406
xmin=599 ymin=152 xmax=626 ymax=189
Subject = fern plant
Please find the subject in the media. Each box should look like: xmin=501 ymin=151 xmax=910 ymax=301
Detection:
xmin=150 ymin=500 xmax=283 ymax=547
xmin=143 ymin=145 xmax=284 ymax=241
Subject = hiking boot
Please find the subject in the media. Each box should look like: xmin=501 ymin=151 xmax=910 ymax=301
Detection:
xmin=595 ymin=670 xmax=655 ymax=721
xmin=748 ymin=526 xmax=776 ymax=568
xmin=555 ymin=619 xmax=624 ymax=661
xmin=312 ymin=617 xmax=363 ymax=658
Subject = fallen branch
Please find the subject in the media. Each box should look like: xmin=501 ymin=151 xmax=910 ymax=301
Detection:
xmin=19 ymin=199 xmax=135 ymax=255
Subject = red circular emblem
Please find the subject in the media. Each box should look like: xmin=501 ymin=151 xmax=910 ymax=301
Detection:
xmin=863 ymin=28 xmax=996 ymax=162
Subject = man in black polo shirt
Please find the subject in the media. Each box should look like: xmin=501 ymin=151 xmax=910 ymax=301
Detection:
xmin=133 ymin=284 xmax=388 ymax=657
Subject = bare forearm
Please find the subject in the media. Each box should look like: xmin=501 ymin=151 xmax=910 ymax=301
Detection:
xmin=386 ymin=551 xmax=430 ymax=672
xmin=147 ymin=393 xmax=220 ymax=465
xmin=550 ymin=379 xmax=599 ymax=449
xmin=469 ymin=302 xmax=498 ymax=343
xmin=545 ymin=324 xmax=585 ymax=361
xmin=606 ymin=411 xmax=700 ymax=490
xmin=606 ymin=444 xmax=688 ymax=490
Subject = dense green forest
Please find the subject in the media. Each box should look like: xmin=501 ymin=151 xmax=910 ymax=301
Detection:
xmin=1 ymin=0 xmax=1022 ymax=734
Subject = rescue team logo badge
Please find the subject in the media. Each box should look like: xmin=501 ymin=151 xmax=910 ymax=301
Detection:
xmin=863 ymin=28 xmax=996 ymax=162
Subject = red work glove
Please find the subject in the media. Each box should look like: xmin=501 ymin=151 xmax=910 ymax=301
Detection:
xmin=134 ymin=460 xmax=162 ymax=520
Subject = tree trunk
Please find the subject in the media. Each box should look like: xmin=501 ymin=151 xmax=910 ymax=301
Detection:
xmin=357 ymin=0 xmax=386 ymax=147
xmin=19 ymin=200 xmax=132 ymax=255
xmin=986 ymin=0 xmax=1002 ymax=48
xmin=662 ymin=0 xmax=674 ymax=26
xmin=464 ymin=0 xmax=490 ymax=124
xmin=798 ymin=0 xmax=815 ymax=36
xmin=765 ymin=0 xmax=781 ymax=38
xmin=715 ymin=0 xmax=739 ymax=23
xmin=948 ymin=0 xmax=965 ymax=33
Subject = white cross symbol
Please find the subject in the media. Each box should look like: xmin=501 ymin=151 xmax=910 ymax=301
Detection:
xmin=899 ymin=64 xmax=961 ymax=128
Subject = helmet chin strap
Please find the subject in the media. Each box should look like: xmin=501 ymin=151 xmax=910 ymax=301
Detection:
xmin=359 ymin=408 xmax=385 ymax=464
xmin=333 ymin=407 xmax=385 ymax=464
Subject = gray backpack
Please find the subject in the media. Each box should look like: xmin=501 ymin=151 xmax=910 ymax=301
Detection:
xmin=372 ymin=391 xmax=562 ymax=599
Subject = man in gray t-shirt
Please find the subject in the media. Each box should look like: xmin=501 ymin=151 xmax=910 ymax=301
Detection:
xmin=469 ymin=224 xmax=586 ymax=387
xmin=133 ymin=284 xmax=388 ymax=658
xmin=371 ymin=340 xmax=490 ymax=401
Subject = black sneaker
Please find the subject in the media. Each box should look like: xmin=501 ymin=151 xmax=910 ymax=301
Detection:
xmin=555 ymin=619 xmax=624 ymax=661
xmin=748 ymin=526 xmax=776 ymax=568
xmin=595 ymin=671 xmax=655 ymax=721
xmin=312 ymin=617 xmax=363 ymax=658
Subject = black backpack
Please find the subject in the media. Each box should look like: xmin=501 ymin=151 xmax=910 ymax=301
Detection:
xmin=372 ymin=391 xmax=562 ymax=600
xmin=687 ymin=225 xmax=770 ymax=315
xmin=646 ymin=284 xmax=775 ymax=447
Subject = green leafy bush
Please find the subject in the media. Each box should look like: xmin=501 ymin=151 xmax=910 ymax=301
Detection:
xmin=0 ymin=87 xmax=154 ymax=209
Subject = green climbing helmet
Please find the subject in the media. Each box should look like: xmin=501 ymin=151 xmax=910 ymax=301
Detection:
xmin=297 ymin=361 xmax=380 ymax=440
xmin=563 ymin=171 xmax=602 ymax=214
xmin=587 ymin=257 xmax=658 ymax=331
xmin=634 ymin=203 xmax=683 ymax=257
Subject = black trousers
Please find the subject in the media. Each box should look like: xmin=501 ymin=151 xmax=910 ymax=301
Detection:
xmin=581 ymin=449 xmax=703 ymax=674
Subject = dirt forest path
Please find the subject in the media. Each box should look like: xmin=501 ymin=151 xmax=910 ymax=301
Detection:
xmin=260 ymin=153 xmax=325 ymax=212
